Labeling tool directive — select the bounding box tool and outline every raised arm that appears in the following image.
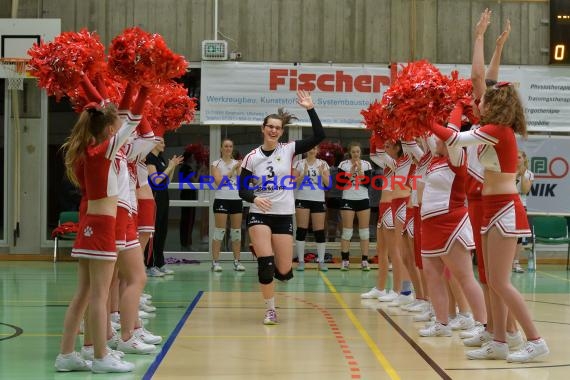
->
[486,19,511,82]
[431,121,498,149]
[294,90,325,155]
[472,9,491,100]
[402,140,425,162]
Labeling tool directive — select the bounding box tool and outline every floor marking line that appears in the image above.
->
[142,291,203,380]
[377,308,451,380]
[320,272,401,380]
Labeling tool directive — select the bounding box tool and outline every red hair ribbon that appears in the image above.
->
[493,81,512,89]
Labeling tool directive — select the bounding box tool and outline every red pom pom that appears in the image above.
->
[361,100,397,141]
[27,29,106,101]
[376,61,474,140]
[184,143,209,166]
[108,27,188,85]
[143,81,197,134]
[316,141,345,167]
[68,72,126,113]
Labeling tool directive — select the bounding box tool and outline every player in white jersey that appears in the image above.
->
[337,142,373,271]
[292,146,330,271]
[239,90,325,325]
[210,138,245,272]
[513,150,533,273]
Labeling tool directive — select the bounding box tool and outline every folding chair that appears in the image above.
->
[53,211,79,263]
[531,216,570,271]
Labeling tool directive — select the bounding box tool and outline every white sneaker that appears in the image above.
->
[80,345,125,360]
[449,314,475,331]
[117,335,157,355]
[139,300,157,313]
[413,310,433,322]
[141,293,152,300]
[111,320,121,331]
[466,341,508,360]
[263,309,278,325]
[147,267,165,277]
[55,352,92,372]
[402,300,430,313]
[463,330,493,347]
[507,330,524,350]
[459,321,484,339]
[212,262,223,272]
[418,321,452,337]
[140,295,152,305]
[158,265,174,275]
[139,310,155,319]
[361,260,370,271]
[91,353,134,373]
[110,312,120,325]
[361,287,386,299]
[507,338,549,363]
[378,290,398,302]
[234,261,246,271]
[107,332,120,349]
[340,260,350,271]
[134,326,163,345]
[389,293,414,307]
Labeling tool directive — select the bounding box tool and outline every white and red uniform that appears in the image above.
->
[432,122,531,238]
[413,150,433,268]
[371,150,395,230]
[421,144,475,256]
[71,113,141,261]
[372,146,414,226]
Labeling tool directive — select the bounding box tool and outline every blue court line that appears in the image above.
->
[143,291,203,380]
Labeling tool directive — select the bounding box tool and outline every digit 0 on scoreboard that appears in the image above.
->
[551,0,570,64]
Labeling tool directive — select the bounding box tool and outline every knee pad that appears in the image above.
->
[213,228,225,241]
[295,227,308,241]
[257,256,275,285]
[230,228,241,242]
[359,228,370,240]
[274,268,294,282]
[314,229,326,243]
[341,228,353,241]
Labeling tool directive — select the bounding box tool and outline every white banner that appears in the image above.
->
[202,62,570,131]
[437,65,570,132]
[201,62,393,127]
[517,135,570,215]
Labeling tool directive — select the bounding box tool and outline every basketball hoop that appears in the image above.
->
[0,58,29,91]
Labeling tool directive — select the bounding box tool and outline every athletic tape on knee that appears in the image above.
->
[359,228,370,240]
[341,228,353,241]
[213,228,226,241]
[295,227,308,241]
[257,256,275,285]
[230,228,241,242]
[314,229,326,243]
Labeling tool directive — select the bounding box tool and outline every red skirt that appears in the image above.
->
[421,207,474,256]
[378,202,394,230]
[115,206,129,250]
[137,198,156,233]
[71,214,117,261]
[123,214,140,252]
[403,207,414,237]
[467,196,486,284]
[413,205,422,269]
[481,194,531,237]
[391,197,409,225]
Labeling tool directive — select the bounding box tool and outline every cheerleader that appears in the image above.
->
[417,127,486,338]
[431,83,549,362]
[55,78,146,373]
